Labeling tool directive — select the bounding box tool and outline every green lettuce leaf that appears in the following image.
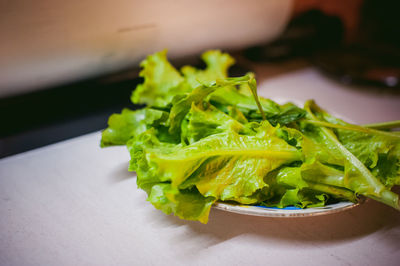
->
[181,104,253,145]
[168,75,252,135]
[263,163,356,208]
[131,50,188,107]
[101,49,400,223]
[210,85,306,126]
[131,50,235,108]
[130,122,301,212]
[101,108,169,147]
[302,101,400,188]
[168,85,219,135]
[181,50,235,88]
[300,100,399,210]
[147,183,215,224]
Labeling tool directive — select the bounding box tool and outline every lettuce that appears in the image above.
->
[101,50,400,223]
[131,50,188,108]
[101,108,169,146]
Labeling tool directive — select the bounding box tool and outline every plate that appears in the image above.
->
[213,201,361,218]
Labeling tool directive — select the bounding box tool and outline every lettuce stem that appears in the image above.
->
[362,120,400,130]
[305,120,400,139]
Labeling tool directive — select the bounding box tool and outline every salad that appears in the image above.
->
[101,50,400,223]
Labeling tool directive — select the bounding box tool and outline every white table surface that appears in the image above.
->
[1,68,400,266]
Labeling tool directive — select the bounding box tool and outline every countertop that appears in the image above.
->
[1,68,400,266]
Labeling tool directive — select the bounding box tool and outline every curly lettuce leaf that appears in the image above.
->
[168,75,252,135]
[210,85,280,116]
[101,108,169,147]
[147,183,215,224]
[210,86,305,126]
[181,104,253,145]
[168,85,219,135]
[263,163,356,208]
[131,50,235,108]
[301,100,399,210]
[131,50,188,107]
[337,131,400,187]
[181,50,235,88]
[130,122,301,211]
[101,49,400,223]
[303,101,400,188]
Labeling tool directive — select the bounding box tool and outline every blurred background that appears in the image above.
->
[1,0,399,158]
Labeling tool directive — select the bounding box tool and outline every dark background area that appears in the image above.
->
[0,70,142,158]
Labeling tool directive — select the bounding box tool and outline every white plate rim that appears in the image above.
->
[213,201,362,218]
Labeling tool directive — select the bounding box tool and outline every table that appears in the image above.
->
[1,68,400,266]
